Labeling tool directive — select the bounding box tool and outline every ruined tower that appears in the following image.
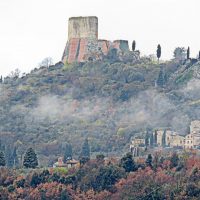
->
[62,16,140,64]
[68,16,98,40]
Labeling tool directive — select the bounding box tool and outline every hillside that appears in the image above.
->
[0,58,200,165]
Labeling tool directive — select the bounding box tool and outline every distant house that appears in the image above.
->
[53,157,79,169]
[130,120,200,154]
[130,136,146,157]
[184,133,200,149]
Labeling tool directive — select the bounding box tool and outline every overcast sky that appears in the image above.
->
[0,0,200,76]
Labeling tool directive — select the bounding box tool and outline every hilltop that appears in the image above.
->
[0,57,200,165]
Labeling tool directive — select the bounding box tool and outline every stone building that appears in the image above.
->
[190,120,200,134]
[62,16,140,64]
[158,121,200,149]
[53,157,79,168]
[68,16,98,40]
[130,136,145,157]
[170,133,185,148]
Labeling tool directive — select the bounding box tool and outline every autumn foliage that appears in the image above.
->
[0,153,200,200]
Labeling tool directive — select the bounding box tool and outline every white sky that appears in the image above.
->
[0,0,200,76]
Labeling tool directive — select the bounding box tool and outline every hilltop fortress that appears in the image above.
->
[62,16,139,63]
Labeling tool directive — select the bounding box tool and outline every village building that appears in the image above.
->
[53,157,79,169]
[170,134,185,148]
[130,136,146,157]
[190,120,200,134]
[130,120,200,155]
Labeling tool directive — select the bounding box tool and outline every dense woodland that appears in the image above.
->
[0,47,200,165]
[0,152,200,199]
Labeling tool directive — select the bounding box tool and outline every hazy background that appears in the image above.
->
[0,0,200,76]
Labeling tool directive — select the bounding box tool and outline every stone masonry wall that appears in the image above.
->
[62,16,140,64]
[68,16,98,40]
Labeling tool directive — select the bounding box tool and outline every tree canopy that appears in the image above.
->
[23,148,38,168]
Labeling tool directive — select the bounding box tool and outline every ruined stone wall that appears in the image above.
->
[62,16,140,64]
[68,16,98,40]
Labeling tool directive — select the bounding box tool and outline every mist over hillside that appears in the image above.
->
[0,58,200,165]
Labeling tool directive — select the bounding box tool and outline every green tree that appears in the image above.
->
[30,172,41,187]
[120,153,136,172]
[96,154,105,163]
[80,138,90,159]
[199,51,200,60]
[63,143,72,163]
[5,145,14,168]
[60,189,70,200]
[157,67,165,87]
[162,130,166,147]
[132,40,136,51]
[156,44,161,62]
[170,152,179,168]
[159,156,165,166]
[145,130,149,147]
[146,154,153,168]
[80,157,90,166]
[13,147,19,168]
[150,132,154,147]
[0,140,5,152]
[0,151,6,166]
[23,148,38,168]
[154,131,158,146]
[97,165,125,191]
[170,192,175,200]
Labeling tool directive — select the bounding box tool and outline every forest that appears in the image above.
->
[0,151,199,200]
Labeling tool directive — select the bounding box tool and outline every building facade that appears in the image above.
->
[130,121,200,154]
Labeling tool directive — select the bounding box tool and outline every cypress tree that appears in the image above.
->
[23,148,38,168]
[170,152,179,168]
[159,157,165,166]
[157,67,165,87]
[150,132,154,147]
[5,145,14,167]
[120,152,136,172]
[154,131,158,146]
[170,192,175,200]
[13,147,19,168]
[162,130,166,147]
[0,151,6,166]
[60,189,70,200]
[146,154,153,168]
[63,143,72,163]
[145,131,149,147]
[187,46,190,60]
[80,138,90,159]
[199,51,200,60]
[156,44,161,62]
[0,140,5,152]
[132,40,136,51]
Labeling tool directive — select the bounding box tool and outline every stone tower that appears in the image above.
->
[62,16,140,64]
[68,16,98,40]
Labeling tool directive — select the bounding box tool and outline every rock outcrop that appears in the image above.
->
[62,16,140,64]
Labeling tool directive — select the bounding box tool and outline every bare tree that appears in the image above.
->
[173,47,186,61]
[8,68,21,79]
[39,57,53,68]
